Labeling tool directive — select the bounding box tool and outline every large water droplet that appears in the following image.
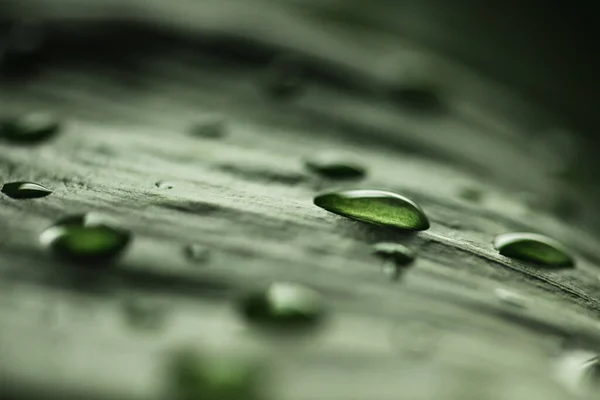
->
[304,154,366,180]
[314,189,429,231]
[238,282,325,332]
[1,181,52,199]
[168,350,265,400]
[261,55,305,100]
[493,232,574,268]
[40,213,131,264]
[155,180,174,190]
[0,112,61,144]
[184,243,211,264]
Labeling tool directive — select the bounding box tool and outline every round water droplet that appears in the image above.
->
[0,112,61,144]
[40,213,131,265]
[314,189,430,231]
[493,232,574,268]
[494,288,529,308]
[304,154,366,180]
[238,282,325,332]
[156,180,174,190]
[1,181,52,199]
[261,55,306,100]
[184,244,211,264]
[189,117,227,139]
[168,350,265,400]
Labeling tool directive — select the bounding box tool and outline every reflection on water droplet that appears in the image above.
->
[0,112,61,144]
[494,288,529,308]
[184,244,211,264]
[40,213,131,265]
[122,298,166,331]
[189,117,227,139]
[168,350,265,400]
[493,232,574,268]
[238,282,325,332]
[262,55,305,100]
[314,189,429,231]
[156,180,174,190]
[556,350,600,395]
[304,154,366,180]
[1,181,52,199]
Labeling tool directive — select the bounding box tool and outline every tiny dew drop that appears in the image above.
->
[304,153,366,180]
[0,112,61,144]
[314,189,429,231]
[40,213,131,265]
[238,282,325,332]
[1,181,52,199]
[261,54,306,100]
[168,350,265,400]
[156,180,174,190]
[493,232,574,268]
[184,243,211,264]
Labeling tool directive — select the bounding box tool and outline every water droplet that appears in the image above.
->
[189,117,227,139]
[168,350,265,400]
[184,244,211,264]
[493,232,574,268]
[238,282,325,332]
[122,298,166,331]
[494,288,529,308]
[372,242,416,266]
[156,180,174,190]
[1,181,52,199]
[0,112,61,144]
[304,154,366,180]
[40,213,131,264]
[262,55,305,99]
[314,189,429,231]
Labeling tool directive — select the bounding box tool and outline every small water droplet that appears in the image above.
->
[0,112,61,144]
[493,232,574,268]
[262,55,306,100]
[314,189,430,231]
[168,350,265,400]
[40,213,131,265]
[494,288,529,308]
[156,180,174,190]
[122,298,166,331]
[238,282,325,332]
[184,244,211,264]
[1,181,52,199]
[372,242,416,266]
[189,117,227,139]
[304,154,366,180]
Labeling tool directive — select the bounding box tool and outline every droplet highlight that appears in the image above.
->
[1,181,52,199]
[493,232,574,268]
[305,154,366,180]
[238,282,325,332]
[0,112,61,144]
[314,189,429,231]
[40,213,131,264]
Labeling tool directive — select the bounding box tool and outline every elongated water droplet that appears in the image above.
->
[1,181,52,199]
[184,243,211,264]
[305,154,366,180]
[168,350,265,400]
[314,189,429,231]
[494,288,529,308]
[156,180,174,190]
[238,282,325,332]
[0,112,61,143]
[40,213,131,264]
[262,55,305,100]
[493,232,574,268]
